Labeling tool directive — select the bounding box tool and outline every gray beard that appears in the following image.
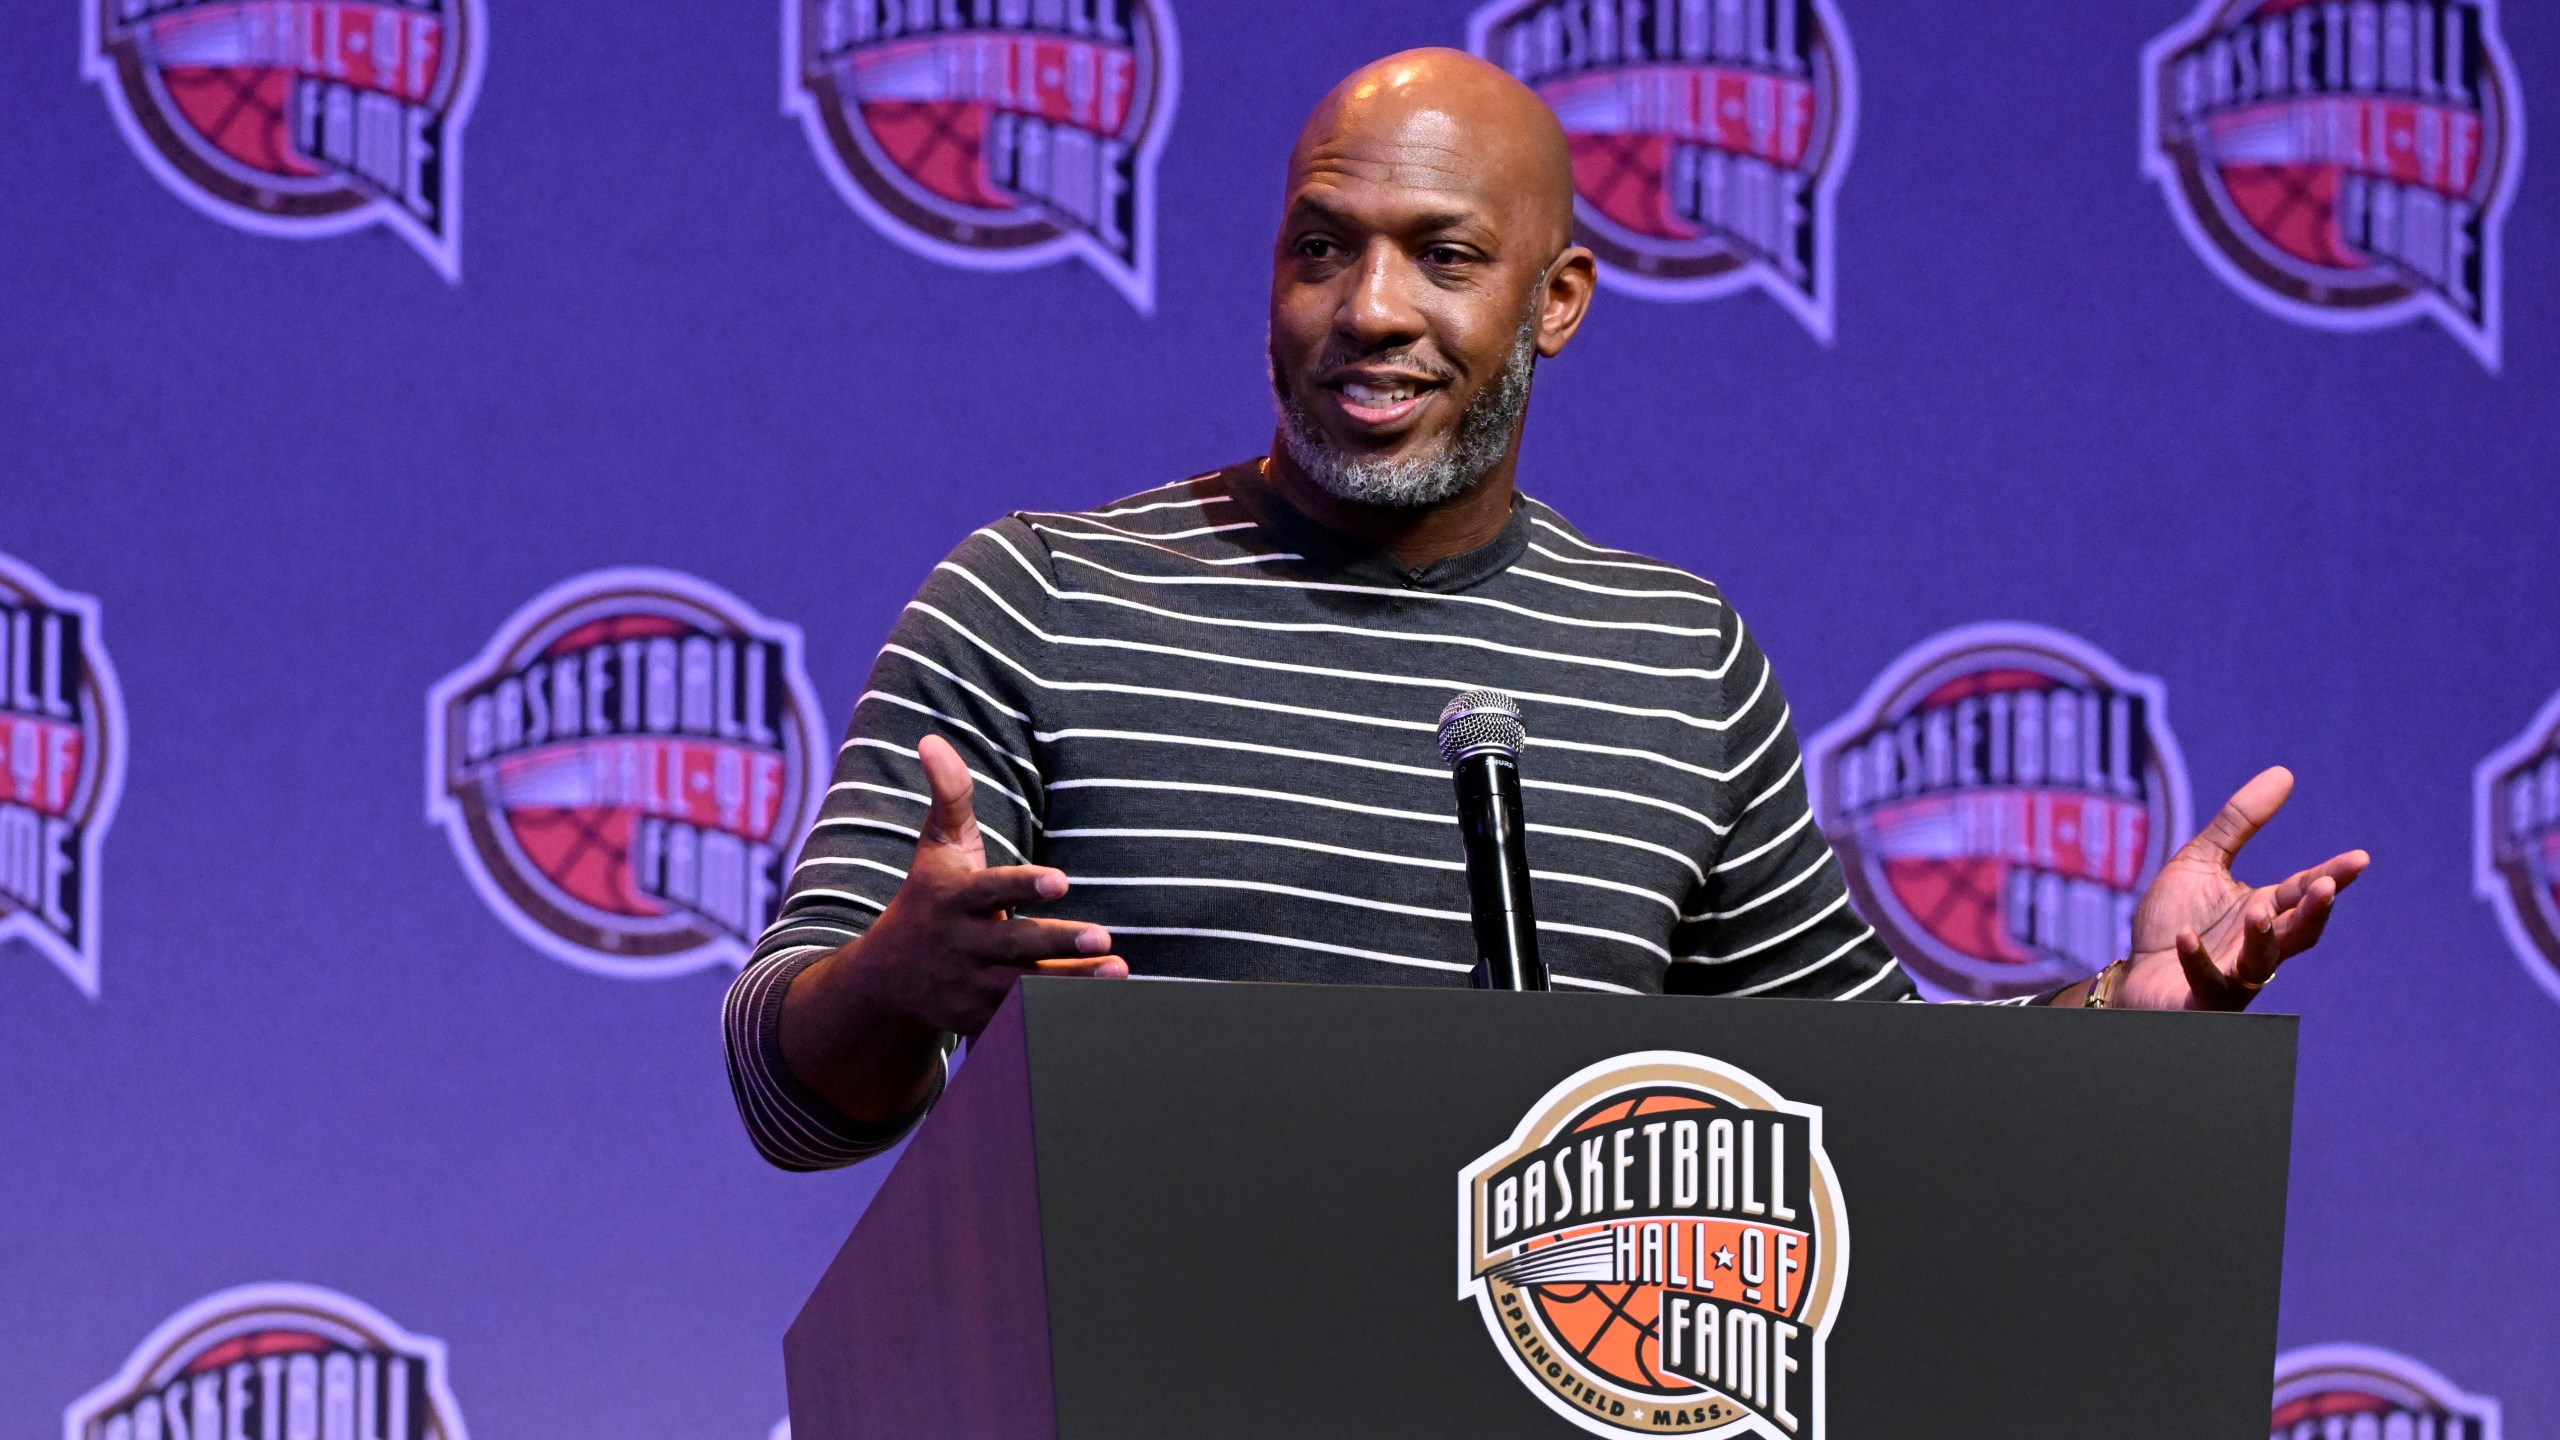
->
[1271,311,1540,510]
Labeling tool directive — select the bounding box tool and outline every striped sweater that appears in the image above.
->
[725,459,1929,1171]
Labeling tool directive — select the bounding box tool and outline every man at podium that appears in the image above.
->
[722,50,2368,1171]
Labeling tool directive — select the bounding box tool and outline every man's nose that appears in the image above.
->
[1333,240,1428,352]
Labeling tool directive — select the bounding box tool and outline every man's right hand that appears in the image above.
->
[777,734,1125,1124]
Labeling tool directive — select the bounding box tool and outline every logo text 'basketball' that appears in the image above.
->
[63,1283,468,1440]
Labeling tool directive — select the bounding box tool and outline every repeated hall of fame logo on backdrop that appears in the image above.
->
[2271,1344,2501,1440]
[2141,0,2525,370]
[427,569,828,980]
[1466,0,1858,342]
[82,0,488,281]
[62,1282,468,1440]
[1459,1051,1845,1439]
[1805,624,2193,1003]
[783,0,1181,313]
[2474,683,2560,1006]
[0,551,127,1000]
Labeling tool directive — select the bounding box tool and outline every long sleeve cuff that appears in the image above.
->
[722,944,950,1172]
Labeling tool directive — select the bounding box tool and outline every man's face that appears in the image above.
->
[1269,101,1553,508]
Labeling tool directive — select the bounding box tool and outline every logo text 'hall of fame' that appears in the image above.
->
[0,551,126,999]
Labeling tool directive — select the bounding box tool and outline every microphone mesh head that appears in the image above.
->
[1437,689,1526,766]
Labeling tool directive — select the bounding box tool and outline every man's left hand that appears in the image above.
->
[2110,766,2371,1010]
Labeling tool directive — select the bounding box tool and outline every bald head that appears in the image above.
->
[1263,48,1597,536]
[1290,48,1576,256]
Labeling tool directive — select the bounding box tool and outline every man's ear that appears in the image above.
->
[1535,246,1599,359]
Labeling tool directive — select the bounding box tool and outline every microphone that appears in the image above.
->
[1437,689,1550,992]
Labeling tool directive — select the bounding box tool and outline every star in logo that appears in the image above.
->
[1713,1245,1737,1270]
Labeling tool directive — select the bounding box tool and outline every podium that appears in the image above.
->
[785,978,2296,1439]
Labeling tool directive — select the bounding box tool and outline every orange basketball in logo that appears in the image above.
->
[1526,1094,1718,1396]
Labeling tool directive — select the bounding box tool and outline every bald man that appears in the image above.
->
[723,51,2367,1169]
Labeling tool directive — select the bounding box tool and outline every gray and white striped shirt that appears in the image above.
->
[724,460,1927,1170]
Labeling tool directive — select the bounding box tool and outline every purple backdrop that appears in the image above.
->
[4,0,2554,1435]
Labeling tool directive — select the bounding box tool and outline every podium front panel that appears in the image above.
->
[1016,980,2293,1440]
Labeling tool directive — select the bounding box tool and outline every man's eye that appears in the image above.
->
[1422,246,1469,265]
[1297,238,1338,259]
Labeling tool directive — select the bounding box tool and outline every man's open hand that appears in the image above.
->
[779,735,1123,1123]
[2114,766,2370,1010]
[855,734,1127,1036]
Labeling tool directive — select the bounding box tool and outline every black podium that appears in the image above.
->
[785,978,2296,1439]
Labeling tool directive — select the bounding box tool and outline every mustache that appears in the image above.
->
[1301,342,1460,387]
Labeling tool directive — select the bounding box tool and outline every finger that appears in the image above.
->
[2235,899,2283,990]
[2174,926,2228,1009]
[2270,865,2322,911]
[2273,876,2338,956]
[976,915,1114,965]
[2273,851,2371,910]
[2175,766,2294,868]
[949,864,1070,914]
[915,735,981,851]
[2273,845,2365,912]
[1032,956,1130,978]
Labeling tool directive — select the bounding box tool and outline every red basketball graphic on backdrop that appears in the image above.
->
[1466,0,1857,341]
[783,0,1181,312]
[81,0,486,280]
[1459,1051,1846,1439]
[2474,683,2560,1007]
[1805,623,2192,1002]
[2272,1345,2501,1440]
[426,569,828,980]
[2141,0,2525,370]
[62,1283,467,1440]
[0,550,126,1000]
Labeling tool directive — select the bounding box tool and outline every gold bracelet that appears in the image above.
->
[2083,958,2128,1008]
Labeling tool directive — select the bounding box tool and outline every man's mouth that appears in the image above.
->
[1324,371,1447,430]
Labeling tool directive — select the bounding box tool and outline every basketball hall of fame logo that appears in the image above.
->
[63,1283,468,1440]
[2271,1344,2501,1440]
[2474,683,2560,1006]
[0,551,127,1000]
[1467,0,1857,341]
[783,0,1181,313]
[82,0,487,281]
[1806,624,2192,1003]
[427,569,828,980]
[1460,1052,1845,1439]
[2141,0,2525,371]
